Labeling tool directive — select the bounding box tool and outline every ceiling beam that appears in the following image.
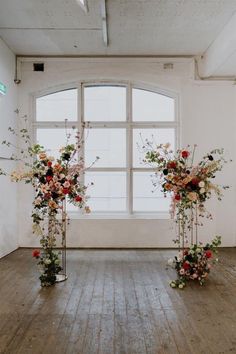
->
[100,0,108,46]
[76,0,89,13]
[199,12,236,77]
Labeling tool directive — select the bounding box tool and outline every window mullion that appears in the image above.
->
[127,83,133,215]
[78,83,85,198]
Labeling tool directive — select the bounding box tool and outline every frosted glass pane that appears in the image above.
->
[36,89,77,121]
[133,128,175,168]
[85,172,126,212]
[36,129,75,160]
[85,129,126,167]
[84,86,126,121]
[133,88,174,121]
[133,172,170,212]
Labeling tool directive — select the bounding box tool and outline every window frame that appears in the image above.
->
[32,80,179,219]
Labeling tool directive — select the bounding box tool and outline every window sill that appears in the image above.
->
[67,212,171,220]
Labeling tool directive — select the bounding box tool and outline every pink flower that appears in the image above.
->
[63,181,70,188]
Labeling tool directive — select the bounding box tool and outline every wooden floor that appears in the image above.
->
[0,249,236,354]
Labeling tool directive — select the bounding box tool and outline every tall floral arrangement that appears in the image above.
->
[1,119,97,286]
[143,142,230,288]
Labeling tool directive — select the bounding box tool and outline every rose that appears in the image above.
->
[174,194,181,201]
[181,150,190,158]
[205,250,212,258]
[75,195,82,202]
[183,262,190,270]
[198,181,205,188]
[167,161,177,169]
[191,177,200,185]
[179,268,185,275]
[32,249,40,258]
[200,188,205,194]
[47,161,52,167]
[46,175,53,182]
[62,188,70,195]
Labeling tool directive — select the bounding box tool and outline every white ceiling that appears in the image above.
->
[1,0,236,75]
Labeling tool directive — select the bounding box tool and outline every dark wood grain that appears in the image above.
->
[0,248,236,354]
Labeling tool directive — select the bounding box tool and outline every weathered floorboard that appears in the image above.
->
[0,248,236,354]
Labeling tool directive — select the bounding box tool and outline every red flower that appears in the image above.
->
[175,194,181,201]
[46,175,53,182]
[47,161,52,167]
[181,150,190,158]
[191,177,200,185]
[75,195,82,202]
[183,262,190,270]
[167,161,177,169]
[63,188,70,195]
[32,249,40,258]
[205,250,212,258]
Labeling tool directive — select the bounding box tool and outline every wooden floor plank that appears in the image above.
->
[0,248,236,354]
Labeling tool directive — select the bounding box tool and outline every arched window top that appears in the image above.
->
[36,83,176,123]
[132,87,175,122]
[36,89,77,122]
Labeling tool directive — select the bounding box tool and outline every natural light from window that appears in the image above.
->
[35,83,177,216]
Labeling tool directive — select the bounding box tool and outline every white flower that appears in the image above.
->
[198,181,205,188]
[178,283,184,289]
[200,188,205,194]
[167,258,174,266]
[44,258,51,265]
[54,259,60,265]
[170,281,176,288]
[196,248,201,253]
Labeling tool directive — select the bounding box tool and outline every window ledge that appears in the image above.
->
[67,212,171,220]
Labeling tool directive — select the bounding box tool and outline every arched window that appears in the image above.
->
[35,83,178,216]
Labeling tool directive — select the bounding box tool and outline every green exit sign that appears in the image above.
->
[0,82,6,95]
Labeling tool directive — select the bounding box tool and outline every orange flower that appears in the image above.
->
[164,183,173,191]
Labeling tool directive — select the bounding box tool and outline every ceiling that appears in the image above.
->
[1,0,236,75]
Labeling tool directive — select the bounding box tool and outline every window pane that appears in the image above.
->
[133,172,170,212]
[85,172,126,212]
[36,128,75,160]
[133,128,175,168]
[132,88,174,121]
[84,86,126,121]
[36,89,77,121]
[85,129,126,168]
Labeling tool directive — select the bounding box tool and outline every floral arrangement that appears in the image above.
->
[169,236,221,289]
[1,119,97,286]
[145,143,229,220]
[143,142,230,288]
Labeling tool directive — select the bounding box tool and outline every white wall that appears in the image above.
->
[0,39,18,257]
[17,58,236,247]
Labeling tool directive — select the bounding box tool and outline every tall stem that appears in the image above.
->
[195,202,198,245]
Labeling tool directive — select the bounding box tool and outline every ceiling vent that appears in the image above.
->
[163,63,174,70]
[33,63,44,72]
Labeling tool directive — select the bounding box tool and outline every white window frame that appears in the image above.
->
[32,80,179,219]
